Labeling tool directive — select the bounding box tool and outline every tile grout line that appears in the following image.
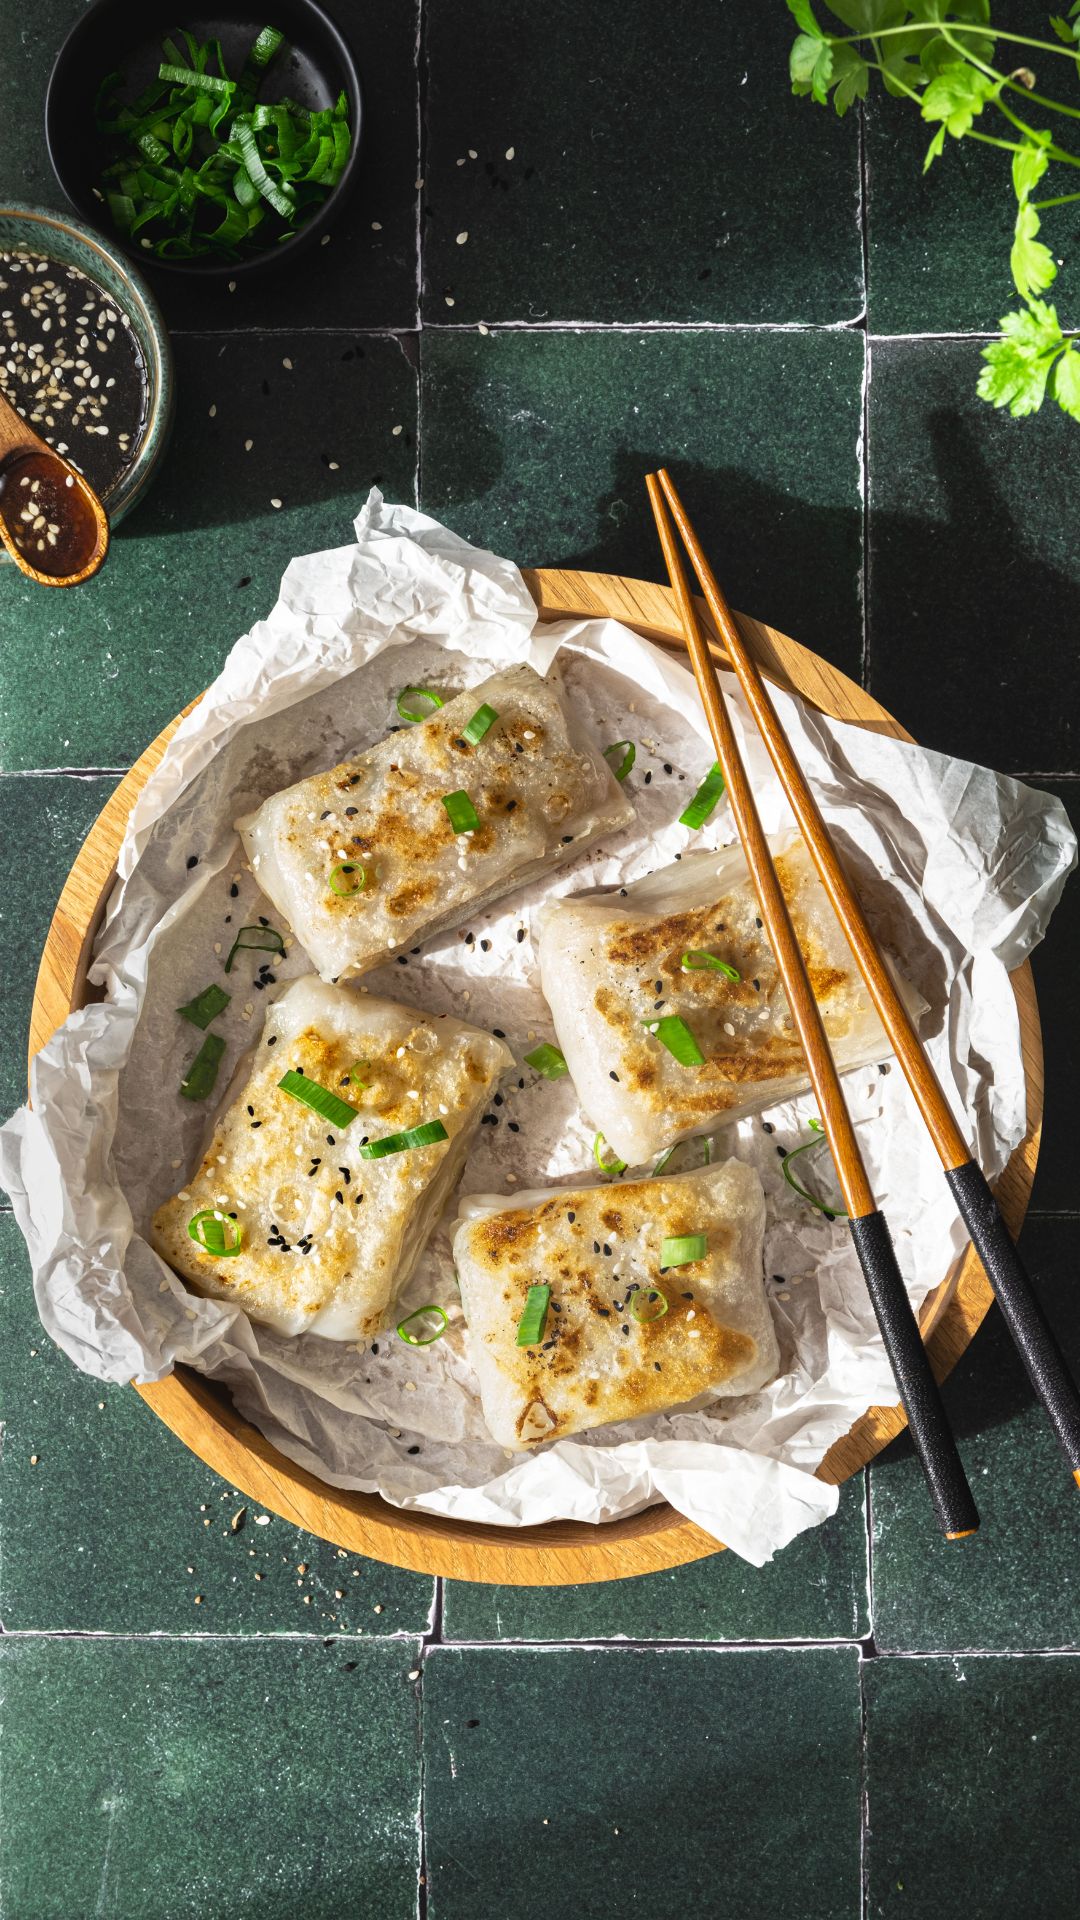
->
[413,0,428,513]
[161,320,1040,341]
[856,100,871,692]
[858,1647,871,1920]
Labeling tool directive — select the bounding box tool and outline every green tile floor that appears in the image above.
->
[2,3,1079,1915]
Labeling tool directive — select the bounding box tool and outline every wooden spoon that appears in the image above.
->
[0,386,109,587]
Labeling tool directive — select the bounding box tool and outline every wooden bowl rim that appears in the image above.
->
[27,565,1043,1586]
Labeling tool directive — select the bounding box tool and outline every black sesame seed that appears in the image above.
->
[755,917,763,929]
[481,1114,498,1126]
[515,929,525,943]
[681,1291,694,1300]
[593,1241,601,1254]
[654,1362,662,1372]
[397,955,408,965]
[407,1445,420,1455]
[464,932,474,945]
[762,1121,774,1134]
[753,979,761,991]
[567,1211,576,1223]
[320,810,331,821]
[776,1144,786,1158]
[879,1063,890,1075]
[663,763,673,775]
[644,771,652,785]
[247,1105,254,1116]
[654,980,663,994]
[494,1093,504,1106]
[339,1168,350,1183]
[603,1243,612,1257]
[186,855,198,870]
[267,1036,277,1046]
[345,806,358,817]
[229,883,239,898]
[327,1134,335,1146]
[597,1308,610,1317]
[250,1120,262,1129]
[508,1121,519,1132]
[561,835,573,844]
[493,1028,506,1038]
[371,1343,379,1355]
[335,1191,344,1205]
[258,915,269,927]
[622,1324,630,1335]
[609,1070,619,1082]
[480,939,492,952]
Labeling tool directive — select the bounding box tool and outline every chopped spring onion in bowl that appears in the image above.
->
[92,26,354,264]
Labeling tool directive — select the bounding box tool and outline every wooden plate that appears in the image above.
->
[28,569,1043,1586]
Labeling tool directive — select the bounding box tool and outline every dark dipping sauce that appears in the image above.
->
[0,449,102,577]
[0,249,148,499]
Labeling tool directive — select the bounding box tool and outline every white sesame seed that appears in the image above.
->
[391,423,403,435]
[208,403,217,417]
[282,356,292,370]
[270,496,282,508]
[444,295,455,307]
[506,146,515,160]
[371,221,382,231]
[456,231,468,245]
[468,148,477,158]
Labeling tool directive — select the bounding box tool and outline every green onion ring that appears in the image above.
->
[659,1233,708,1271]
[781,1120,849,1220]
[329,861,366,897]
[396,686,445,722]
[187,1209,242,1256]
[680,950,740,982]
[397,1305,449,1347]
[515,1284,551,1347]
[593,1132,627,1176]
[630,1286,669,1323]
[603,740,636,782]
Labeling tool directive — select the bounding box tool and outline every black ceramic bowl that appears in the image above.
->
[46,0,362,279]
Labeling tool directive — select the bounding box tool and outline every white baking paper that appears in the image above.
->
[1,493,1074,1567]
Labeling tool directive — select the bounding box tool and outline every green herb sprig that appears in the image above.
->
[784,0,1080,421]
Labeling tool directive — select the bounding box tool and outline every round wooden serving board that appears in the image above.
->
[28,569,1043,1586]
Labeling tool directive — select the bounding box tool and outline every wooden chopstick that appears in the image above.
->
[646,472,979,1541]
[655,464,1080,1493]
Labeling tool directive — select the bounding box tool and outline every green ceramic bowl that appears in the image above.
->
[0,200,173,537]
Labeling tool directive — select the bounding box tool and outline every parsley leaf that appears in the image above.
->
[978,302,1075,419]
[1053,344,1080,421]
[790,32,835,104]
[921,63,999,141]
[1009,140,1056,304]
[785,0,825,34]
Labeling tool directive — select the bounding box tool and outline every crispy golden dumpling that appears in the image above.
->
[235,663,634,982]
[537,837,901,1165]
[152,976,512,1339]
[453,1158,777,1450]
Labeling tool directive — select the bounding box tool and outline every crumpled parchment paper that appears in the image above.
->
[1,493,1074,1565]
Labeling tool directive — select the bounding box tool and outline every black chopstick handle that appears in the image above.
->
[946,1160,1080,1483]
[849,1209,980,1539]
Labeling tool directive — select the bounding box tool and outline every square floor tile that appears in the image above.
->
[0,774,116,1127]
[865,93,1080,336]
[1027,781,1080,1214]
[443,1477,868,1642]
[865,1654,1080,1919]
[0,1636,421,1919]
[0,0,419,332]
[0,330,416,773]
[870,1217,1080,1652]
[0,1215,435,1634]
[424,1645,862,1920]
[421,0,862,324]
[866,337,1080,775]
[421,327,865,674]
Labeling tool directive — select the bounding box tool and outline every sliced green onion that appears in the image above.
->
[359,1120,449,1159]
[179,1032,226,1102]
[177,982,231,1029]
[524,1043,568,1080]
[224,925,285,974]
[396,686,444,722]
[442,791,480,834]
[158,63,234,97]
[781,1119,849,1220]
[630,1286,669,1323]
[653,1135,714,1177]
[516,1284,551,1347]
[329,861,366,897]
[277,1071,358,1130]
[642,1015,706,1067]
[234,119,296,219]
[681,950,740,982]
[187,1208,242,1256]
[593,1132,627,1176]
[460,702,499,746]
[397,1305,449,1347]
[246,25,284,71]
[660,1233,708,1270]
[679,762,725,831]
[603,740,636,782]
[349,1059,373,1087]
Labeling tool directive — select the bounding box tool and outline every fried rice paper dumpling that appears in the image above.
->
[537,837,906,1167]
[453,1158,777,1450]
[236,663,634,982]
[152,977,512,1340]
